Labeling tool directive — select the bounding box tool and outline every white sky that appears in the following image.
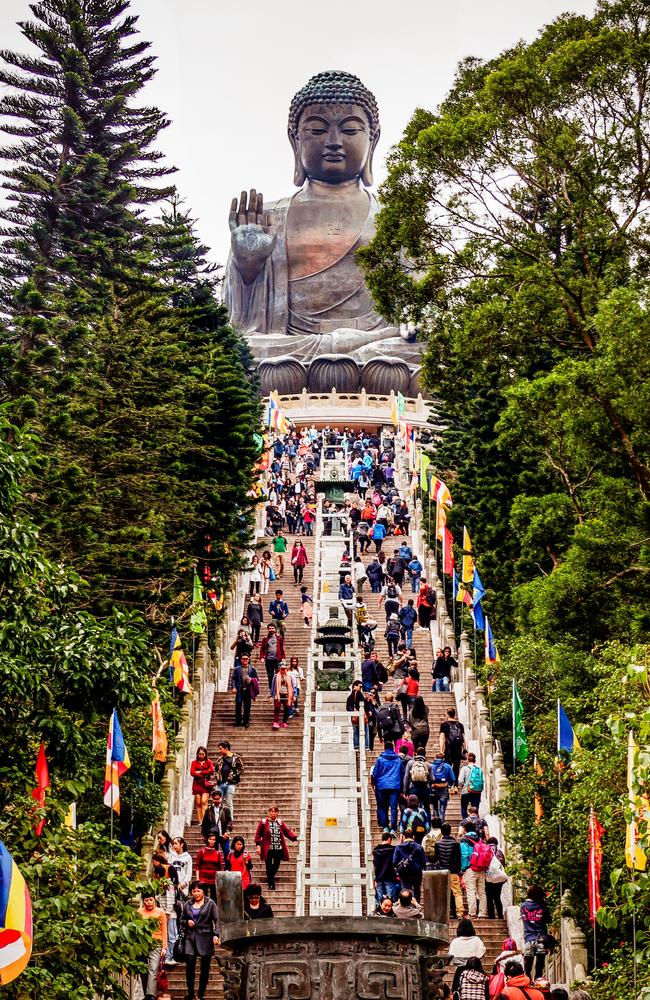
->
[0,0,597,267]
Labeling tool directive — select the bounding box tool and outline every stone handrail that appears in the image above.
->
[142,502,267,862]
[276,389,441,430]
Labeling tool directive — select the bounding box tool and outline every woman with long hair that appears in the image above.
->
[227,835,253,890]
[408,695,430,752]
[190,746,215,823]
[247,593,264,645]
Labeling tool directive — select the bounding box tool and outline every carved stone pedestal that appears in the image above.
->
[218,917,449,1000]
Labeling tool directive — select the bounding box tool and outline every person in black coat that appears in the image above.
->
[181,882,220,1000]
[243,882,274,919]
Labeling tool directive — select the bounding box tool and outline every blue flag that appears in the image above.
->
[471,569,486,630]
[558,701,579,755]
[452,568,459,601]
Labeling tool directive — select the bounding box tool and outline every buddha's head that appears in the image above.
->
[288,70,380,187]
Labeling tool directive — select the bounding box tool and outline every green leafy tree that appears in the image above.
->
[0,798,154,1000]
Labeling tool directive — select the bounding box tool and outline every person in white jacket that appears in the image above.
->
[448,918,487,965]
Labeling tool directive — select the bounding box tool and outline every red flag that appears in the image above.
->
[32,742,50,837]
[588,807,604,925]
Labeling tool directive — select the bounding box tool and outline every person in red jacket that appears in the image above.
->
[227,835,254,890]
[190,746,215,823]
[254,804,298,891]
[290,540,309,584]
[259,623,286,691]
[195,832,224,902]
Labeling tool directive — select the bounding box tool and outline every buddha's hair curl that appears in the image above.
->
[289,71,379,136]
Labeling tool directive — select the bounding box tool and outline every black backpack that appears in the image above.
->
[446,721,463,750]
[387,584,398,599]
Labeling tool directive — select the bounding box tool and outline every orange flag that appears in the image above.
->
[151,691,168,763]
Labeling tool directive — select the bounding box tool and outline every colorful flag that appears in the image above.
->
[513,681,529,763]
[31,742,50,838]
[625,731,649,872]
[397,390,406,417]
[64,803,77,829]
[588,807,605,925]
[442,526,455,576]
[471,569,486,630]
[462,526,475,584]
[169,627,192,693]
[484,616,500,664]
[151,691,168,763]
[103,709,131,814]
[436,501,446,541]
[420,453,431,492]
[390,394,398,426]
[0,840,32,985]
[452,568,459,601]
[558,701,579,756]
[189,571,207,635]
[431,476,453,508]
[534,757,544,823]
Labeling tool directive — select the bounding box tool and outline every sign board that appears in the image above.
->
[312,886,346,912]
[325,817,338,827]
[315,723,341,744]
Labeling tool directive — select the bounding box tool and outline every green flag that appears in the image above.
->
[189,571,207,634]
[397,390,406,416]
[513,681,529,763]
[420,453,431,493]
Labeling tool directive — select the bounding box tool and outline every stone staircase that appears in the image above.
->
[360,540,508,976]
[167,533,315,999]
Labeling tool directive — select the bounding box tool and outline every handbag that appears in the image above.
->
[488,972,505,997]
[269,566,276,581]
[156,960,170,991]
[172,918,188,963]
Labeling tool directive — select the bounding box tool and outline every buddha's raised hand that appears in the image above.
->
[229,189,277,285]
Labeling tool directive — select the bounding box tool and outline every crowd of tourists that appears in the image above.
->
[137,425,588,1000]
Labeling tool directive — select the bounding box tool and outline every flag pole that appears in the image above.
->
[590,807,597,972]
[557,698,565,981]
[508,680,517,775]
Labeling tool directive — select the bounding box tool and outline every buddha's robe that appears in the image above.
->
[224,192,389,341]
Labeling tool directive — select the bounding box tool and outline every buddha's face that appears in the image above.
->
[291,102,376,185]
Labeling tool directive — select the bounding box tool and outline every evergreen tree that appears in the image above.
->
[0,0,174,316]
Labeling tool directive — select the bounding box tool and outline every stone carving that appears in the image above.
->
[217,917,449,1000]
[224,70,422,393]
[359,358,411,395]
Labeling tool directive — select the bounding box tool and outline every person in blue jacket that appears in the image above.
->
[370,741,404,834]
[520,885,552,980]
[370,520,387,553]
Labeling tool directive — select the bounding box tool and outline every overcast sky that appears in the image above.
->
[1,0,597,267]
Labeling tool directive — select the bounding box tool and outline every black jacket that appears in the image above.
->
[432,835,462,875]
[373,842,397,882]
[244,898,274,920]
[201,803,233,841]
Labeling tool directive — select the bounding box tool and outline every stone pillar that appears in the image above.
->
[422,870,450,927]
[217,871,244,923]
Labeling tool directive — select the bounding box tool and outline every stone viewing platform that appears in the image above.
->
[272,388,440,430]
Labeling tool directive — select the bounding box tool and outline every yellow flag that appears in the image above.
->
[390,395,398,426]
[462,526,475,584]
[626,731,649,871]
[420,453,431,492]
[64,802,77,829]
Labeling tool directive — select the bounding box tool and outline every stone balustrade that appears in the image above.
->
[275,389,443,430]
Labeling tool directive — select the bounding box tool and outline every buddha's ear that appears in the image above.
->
[362,127,381,187]
[288,128,306,187]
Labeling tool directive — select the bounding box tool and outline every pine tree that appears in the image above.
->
[0,0,174,332]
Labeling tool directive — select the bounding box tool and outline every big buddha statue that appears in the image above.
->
[224,70,421,395]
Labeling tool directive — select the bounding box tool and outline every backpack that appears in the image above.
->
[470,839,493,872]
[228,752,244,785]
[410,758,429,783]
[404,809,427,836]
[445,721,463,750]
[387,584,398,599]
[432,760,450,789]
[468,765,484,793]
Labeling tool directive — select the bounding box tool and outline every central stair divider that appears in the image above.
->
[295,499,374,917]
